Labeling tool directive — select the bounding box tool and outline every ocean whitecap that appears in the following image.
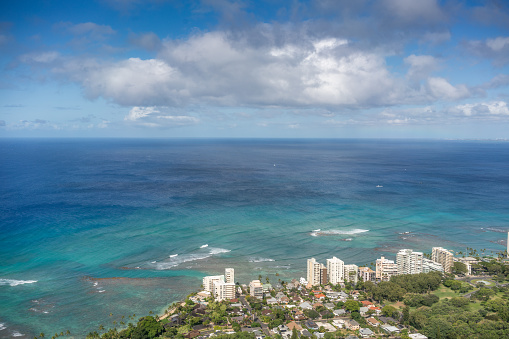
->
[248,257,275,263]
[0,279,38,286]
[153,247,231,270]
[310,229,369,237]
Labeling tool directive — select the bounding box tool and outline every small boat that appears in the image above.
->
[376,185,383,188]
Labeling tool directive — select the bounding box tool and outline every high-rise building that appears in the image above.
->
[343,264,358,284]
[203,275,224,293]
[432,247,453,273]
[422,258,444,273]
[225,268,235,284]
[249,280,263,299]
[397,249,423,275]
[376,256,398,281]
[307,258,322,286]
[327,257,345,285]
[320,266,328,285]
[358,267,376,282]
[214,280,236,301]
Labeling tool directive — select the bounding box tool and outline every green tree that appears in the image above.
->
[344,300,360,312]
[453,262,468,275]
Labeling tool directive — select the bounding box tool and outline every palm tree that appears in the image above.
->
[39,333,45,338]
[98,325,104,331]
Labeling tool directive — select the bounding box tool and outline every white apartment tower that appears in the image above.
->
[343,264,359,284]
[203,275,224,293]
[397,249,423,275]
[432,247,453,273]
[214,280,236,301]
[376,256,398,281]
[307,258,322,286]
[327,257,345,285]
[225,268,235,284]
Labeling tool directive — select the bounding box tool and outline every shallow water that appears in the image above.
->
[1,138,509,337]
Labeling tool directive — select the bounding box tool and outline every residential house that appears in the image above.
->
[360,300,373,307]
[299,301,312,310]
[332,319,344,328]
[266,297,278,305]
[312,302,323,309]
[366,317,380,327]
[359,306,369,317]
[344,319,360,331]
[287,321,302,332]
[368,306,381,315]
[359,328,374,338]
[333,309,346,316]
[304,320,319,330]
[381,324,400,334]
[324,302,335,309]
[409,334,428,339]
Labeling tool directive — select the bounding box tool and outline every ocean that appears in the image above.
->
[1,138,509,337]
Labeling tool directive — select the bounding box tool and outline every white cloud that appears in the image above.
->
[44,28,473,111]
[426,77,470,101]
[124,106,199,127]
[464,36,509,66]
[404,54,440,80]
[486,37,509,51]
[455,101,509,117]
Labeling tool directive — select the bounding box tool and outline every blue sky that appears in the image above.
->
[1,0,509,138]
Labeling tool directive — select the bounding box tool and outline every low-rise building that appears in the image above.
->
[359,328,374,338]
[249,280,263,299]
[358,267,376,282]
[344,319,360,331]
[366,317,380,327]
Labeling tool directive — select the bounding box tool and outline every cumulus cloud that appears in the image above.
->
[464,36,509,66]
[46,28,474,110]
[426,77,470,101]
[454,101,509,117]
[124,106,199,127]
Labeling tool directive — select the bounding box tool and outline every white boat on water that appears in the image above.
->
[376,185,383,188]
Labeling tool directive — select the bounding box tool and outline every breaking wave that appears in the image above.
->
[152,247,230,270]
[0,279,38,286]
[248,257,275,263]
[310,229,369,237]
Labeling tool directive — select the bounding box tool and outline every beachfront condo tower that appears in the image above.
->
[397,249,423,275]
[432,247,454,273]
[376,256,398,281]
[307,258,323,286]
[343,264,359,284]
[203,275,224,293]
[327,256,345,284]
[225,268,235,284]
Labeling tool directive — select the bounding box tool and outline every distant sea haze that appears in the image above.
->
[1,138,509,337]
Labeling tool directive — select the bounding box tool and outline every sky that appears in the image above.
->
[0,0,509,138]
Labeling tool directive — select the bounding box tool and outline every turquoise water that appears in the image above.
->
[1,139,509,337]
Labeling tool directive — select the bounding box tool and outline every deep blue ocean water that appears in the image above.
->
[1,138,509,337]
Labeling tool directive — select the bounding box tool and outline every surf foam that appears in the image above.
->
[153,247,230,270]
[0,279,38,286]
[310,229,369,237]
[248,257,275,263]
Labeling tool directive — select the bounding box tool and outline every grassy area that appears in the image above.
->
[432,285,461,299]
